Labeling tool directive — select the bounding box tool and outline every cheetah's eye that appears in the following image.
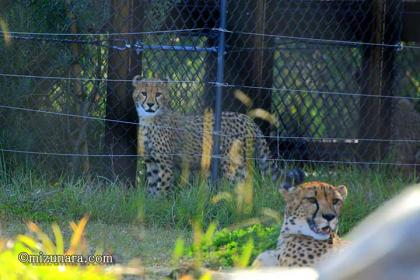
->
[333,198,341,205]
[141,91,147,96]
[305,197,318,204]
[156,92,162,97]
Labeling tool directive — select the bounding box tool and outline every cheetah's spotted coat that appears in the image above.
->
[132,76,291,196]
[253,181,348,267]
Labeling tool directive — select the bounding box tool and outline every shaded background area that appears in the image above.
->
[0,0,419,185]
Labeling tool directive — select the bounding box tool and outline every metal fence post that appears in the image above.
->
[211,0,227,186]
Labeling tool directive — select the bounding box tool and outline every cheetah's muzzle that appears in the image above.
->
[307,219,332,237]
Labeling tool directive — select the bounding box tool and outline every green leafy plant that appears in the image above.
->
[187,224,280,268]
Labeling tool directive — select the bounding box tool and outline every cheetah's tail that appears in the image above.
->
[254,130,305,185]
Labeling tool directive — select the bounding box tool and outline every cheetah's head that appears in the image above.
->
[279,181,347,241]
[132,75,168,118]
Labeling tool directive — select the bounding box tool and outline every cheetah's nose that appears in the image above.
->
[322,214,336,221]
[147,102,154,107]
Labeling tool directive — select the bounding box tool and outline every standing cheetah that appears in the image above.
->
[132,76,302,196]
[253,181,348,267]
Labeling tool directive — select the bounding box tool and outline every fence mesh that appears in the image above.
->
[0,0,419,184]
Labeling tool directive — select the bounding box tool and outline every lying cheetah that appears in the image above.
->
[253,181,348,267]
[132,76,301,196]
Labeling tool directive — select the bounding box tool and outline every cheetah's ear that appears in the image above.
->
[337,185,348,200]
[132,75,143,88]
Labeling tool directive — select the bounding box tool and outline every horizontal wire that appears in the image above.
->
[1,28,207,37]
[5,34,217,53]
[4,27,420,51]
[252,134,420,144]
[0,104,194,131]
[226,43,420,52]
[0,148,204,159]
[0,30,418,145]
[227,30,420,50]
[1,104,419,144]
[401,44,420,50]
[8,34,110,45]
[0,28,417,167]
[245,156,420,167]
[0,73,200,83]
[2,73,419,101]
[6,32,420,54]
[219,83,420,101]
[278,158,420,167]
[226,45,340,53]
[1,148,418,167]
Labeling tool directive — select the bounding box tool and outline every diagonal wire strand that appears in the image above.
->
[1,148,418,167]
[1,28,207,37]
[1,104,419,143]
[1,73,419,101]
[226,29,420,50]
[217,83,420,101]
[0,73,200,84]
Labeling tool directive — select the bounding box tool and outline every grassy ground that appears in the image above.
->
[0,164,417,278]
[1,221,188,278]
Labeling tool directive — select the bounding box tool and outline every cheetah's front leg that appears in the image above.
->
[145,157,175,196]
[144,158,161,196]
[156,156,175,194]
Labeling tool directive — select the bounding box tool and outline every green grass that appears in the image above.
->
[0,163,417,278]
[0,165,414,232]
[1,221,189,279]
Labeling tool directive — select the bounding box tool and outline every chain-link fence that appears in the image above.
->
[0,0,419,185]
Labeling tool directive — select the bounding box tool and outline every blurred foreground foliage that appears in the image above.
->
[0,216,141,280]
